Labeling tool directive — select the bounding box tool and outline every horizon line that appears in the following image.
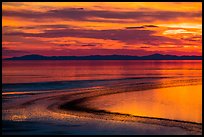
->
[3,53,202,60]
[4,53,203,58]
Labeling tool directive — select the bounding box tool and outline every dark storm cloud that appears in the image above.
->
[2,8,201,22]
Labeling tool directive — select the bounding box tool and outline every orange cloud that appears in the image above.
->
[2,2,202,58]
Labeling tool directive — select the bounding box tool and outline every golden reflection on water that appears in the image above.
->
[87,85,202,123]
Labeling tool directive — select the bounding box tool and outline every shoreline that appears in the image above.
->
[2,77,202,135]
[55,98,201,135]
[57,105,202,134]
[51,84,202,134]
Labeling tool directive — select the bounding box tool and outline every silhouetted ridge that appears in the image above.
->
[5,54,202,60]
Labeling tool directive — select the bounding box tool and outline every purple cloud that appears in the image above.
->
[3,8,201,23]
[4,27,182,46]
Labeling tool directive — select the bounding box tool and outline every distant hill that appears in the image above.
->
[4,54,202,60]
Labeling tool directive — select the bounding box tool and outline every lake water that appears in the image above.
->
[2,60,202,134]
[2,60,202,84]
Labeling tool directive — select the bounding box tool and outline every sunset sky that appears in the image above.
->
[2,2,202,58]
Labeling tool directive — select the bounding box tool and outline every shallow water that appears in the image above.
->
[84,85,202,123]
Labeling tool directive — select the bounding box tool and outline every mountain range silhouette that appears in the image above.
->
[5,54,202,60]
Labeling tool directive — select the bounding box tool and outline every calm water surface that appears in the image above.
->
[2,60,202,83]
[2,60,202,123]
[85,85,202,123]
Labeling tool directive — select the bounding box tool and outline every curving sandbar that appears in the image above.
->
[51,78,202,135]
